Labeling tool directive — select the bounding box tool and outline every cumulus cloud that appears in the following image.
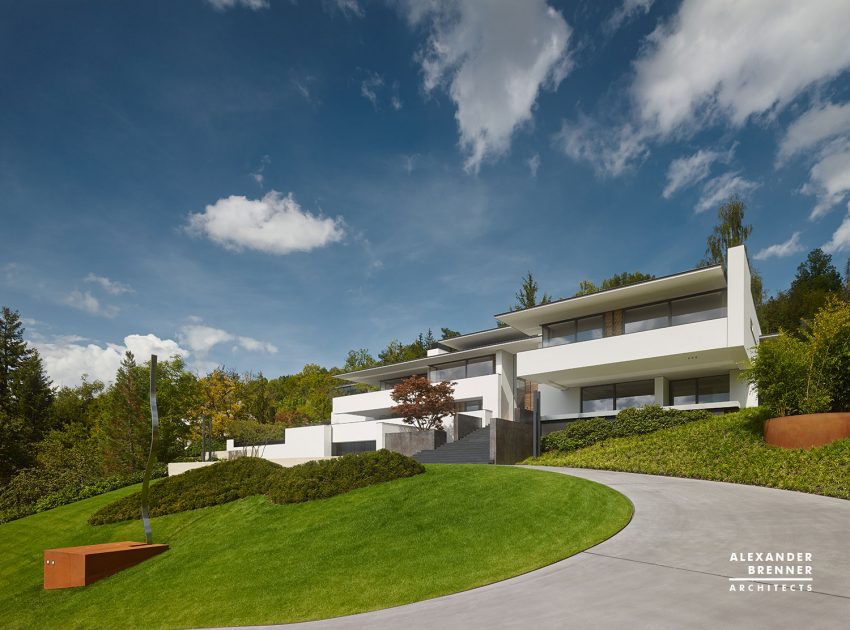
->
[187,190,345,255]
[63,290,118,318]
[695,172,758,214]
[823,205,850,254]
[605,0,653,34]
[206,0,268,11]
[179,323,278,357]
[802,141,850,219]
[632,1,850,137]
[84,273,133,295]
[662,145,734,199]
[754,232,804,261]
[405,0,573,172]
[34,334,187,388]
[778,101,850,163]
[554,117,648,177]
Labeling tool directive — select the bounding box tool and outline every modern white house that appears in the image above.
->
[210,245,761,467]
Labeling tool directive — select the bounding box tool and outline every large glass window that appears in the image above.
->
[581,385,615,412]
[671,291,727,326]
[576,315,604,342]
[466,355,495,378]
[669,379,697,405]
[616,380,655,409]
[624,302,670,334]
[697,374,730,403]
[380,374,425,390]
[543,320,576,347]
[669,374,730,405]
[430,361,466,382]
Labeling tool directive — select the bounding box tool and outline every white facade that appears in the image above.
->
[231,245,761,464]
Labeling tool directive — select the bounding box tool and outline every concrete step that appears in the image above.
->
[413,426,491,464]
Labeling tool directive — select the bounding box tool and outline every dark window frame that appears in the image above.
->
[428,355,496,383]
[580,379,656,413]
[542,289,727,348]
[668,374,731,406]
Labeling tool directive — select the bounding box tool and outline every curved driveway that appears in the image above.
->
[254,468,850,630]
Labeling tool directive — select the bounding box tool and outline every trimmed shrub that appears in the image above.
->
[0,466,167,524]
[541,405,711,453]
[89,451,426,525]
[89,458,281,525]
[266,450,425,505]
[541,419,614,453]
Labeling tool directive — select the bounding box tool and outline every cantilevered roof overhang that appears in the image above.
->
[437,326,530,351]
[336,337,539,385]
[495,265,726,335]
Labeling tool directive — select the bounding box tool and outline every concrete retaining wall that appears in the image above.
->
[489,418,533,465]
[454,413,482,441]
[764,412,850,449]
[385,429,447,457]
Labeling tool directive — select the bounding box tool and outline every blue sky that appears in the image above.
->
[3,0,850,386]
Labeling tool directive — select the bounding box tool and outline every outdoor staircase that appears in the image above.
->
[413,426,491,464]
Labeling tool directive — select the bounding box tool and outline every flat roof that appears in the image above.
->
[495,265,726,335]
[437,326,530,351]
[336,336,539,384]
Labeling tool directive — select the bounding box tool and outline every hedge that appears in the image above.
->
[541,405,711,453]
[89,450,426,525]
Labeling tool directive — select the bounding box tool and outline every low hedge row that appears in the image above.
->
[89,450,425,525]
[541,405,712,453]
[0,466,167,524]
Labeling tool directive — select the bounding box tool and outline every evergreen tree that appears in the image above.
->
[511,272,552,311]
[101,351,149,474]
[0,307,29,416]
[440,327,461,340]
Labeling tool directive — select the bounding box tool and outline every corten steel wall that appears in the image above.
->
[385,429,447,456]
[764,413,850,449]
[489,418,533,465]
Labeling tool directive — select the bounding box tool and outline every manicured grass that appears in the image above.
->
[527,408,850,499]
[0,465,631,628]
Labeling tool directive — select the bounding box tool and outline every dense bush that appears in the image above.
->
[541,405,711,453]
[266,450,425,504]
[746,297,850,416]
[89,458,281,525]
[529,408,850,500]
[0,465,166,524]
[89,451,426,525]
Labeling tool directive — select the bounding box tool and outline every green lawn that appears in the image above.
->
[0,464,631,629]
[527,408,850,499]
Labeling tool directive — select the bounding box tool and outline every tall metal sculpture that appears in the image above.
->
[140,354,159,545]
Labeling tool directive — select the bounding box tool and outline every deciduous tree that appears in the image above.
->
[390,376,455,431]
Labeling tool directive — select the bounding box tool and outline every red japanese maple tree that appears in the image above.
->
[390,376,456,431]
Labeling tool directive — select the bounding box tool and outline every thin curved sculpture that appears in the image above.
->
[141,354,160,544]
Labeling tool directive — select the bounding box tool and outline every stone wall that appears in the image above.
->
[385,429,447,457]
[489,418,533,465]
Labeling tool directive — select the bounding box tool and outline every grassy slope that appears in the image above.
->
[528,409,850,499]
[0,465,631,629]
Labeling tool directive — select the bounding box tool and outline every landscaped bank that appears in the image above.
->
[0,465,631,629]
[527,408,850,500]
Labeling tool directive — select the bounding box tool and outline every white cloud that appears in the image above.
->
[554,117,648,177]
[63,290,118,318]
[662,146,734,199]
[326,0,363,18]
[823,205,850,253]
[34,334,187,388]
[527,153,540,178]
[632,1,850,137]
[695,172,758,214]
[206,0,268,11]
[187,190,345,255]
[250,154,271,187]
[84,273,133,295]
[360,72,384,108]
[605,0,653,34]
[754,232,804,260]
[778,101,850,162]
[179,323,278,357]
[405,0,572,172]
[802,141,850,219]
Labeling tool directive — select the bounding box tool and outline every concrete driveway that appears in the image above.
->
[254,468,850,630]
